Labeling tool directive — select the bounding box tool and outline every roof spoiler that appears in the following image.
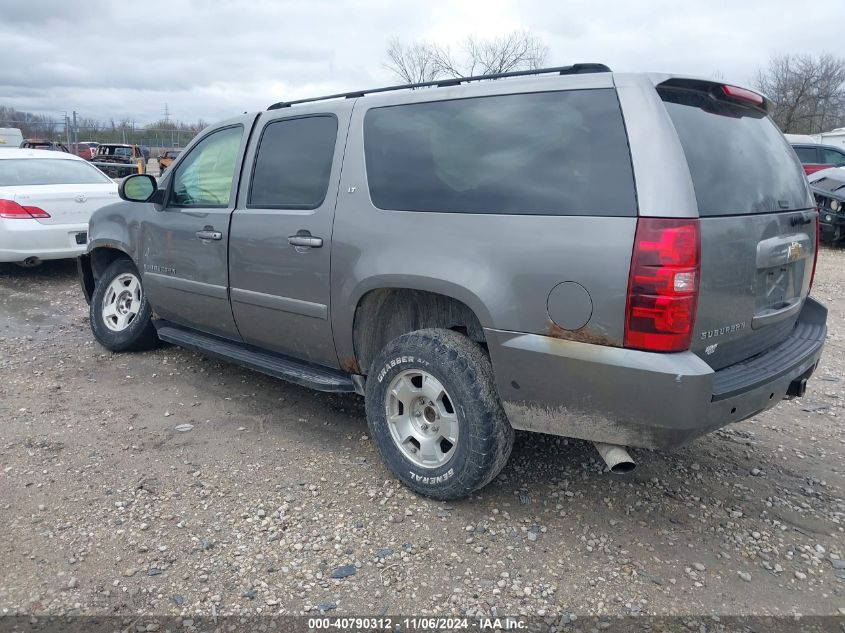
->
[657,77,773,115]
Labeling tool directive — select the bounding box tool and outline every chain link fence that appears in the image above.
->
[0,114,201,154]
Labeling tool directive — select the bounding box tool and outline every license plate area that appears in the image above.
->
[755,261,804,313]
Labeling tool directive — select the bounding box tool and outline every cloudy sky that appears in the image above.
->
[1,0,842,126]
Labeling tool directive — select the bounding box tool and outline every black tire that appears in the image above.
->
[90,258,159,352]
[365,328,514,500]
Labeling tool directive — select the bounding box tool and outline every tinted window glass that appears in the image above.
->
[0,158,112,186]
[172,126,242,206]
[660,88,810,215]
[822,147,845,166]
[249,116,337,208]
[363,89,637,216]
[793,146,817,163]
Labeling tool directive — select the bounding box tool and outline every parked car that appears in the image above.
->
[72,141,100,161]
[0,149,118,266]
[791,143,845,175]
[808,167,845,242]
[91,144,147,178]
[20,139,70,153]
[78,65,826,499]
[157,149,181,173]
[0,128,24,149]
[71,141,100,160]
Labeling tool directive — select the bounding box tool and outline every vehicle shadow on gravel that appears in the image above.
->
[0,259,78,280]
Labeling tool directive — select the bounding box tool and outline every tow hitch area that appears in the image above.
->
[787,378,807,398]
[786,366,817,399]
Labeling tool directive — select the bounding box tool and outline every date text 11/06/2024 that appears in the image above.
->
[307,617,527,630]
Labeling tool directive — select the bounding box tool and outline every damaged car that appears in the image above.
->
[91,144,147,179]
[809,167,845,242]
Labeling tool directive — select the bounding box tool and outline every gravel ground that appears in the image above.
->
[0,252,843,619]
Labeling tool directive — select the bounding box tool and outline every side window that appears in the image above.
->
[172,126,243,207]
[823,148,845,166]
[793,146,817,163]
[363,89,638,216]
[248,116,338,208]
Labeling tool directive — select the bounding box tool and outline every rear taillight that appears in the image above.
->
[0,199,50,219]
[810,208,820,290]
[624,218,701,353]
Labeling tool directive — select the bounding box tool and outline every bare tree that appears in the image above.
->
[385,37,443,84]
[384,30,549,84]
[754,53,845,134]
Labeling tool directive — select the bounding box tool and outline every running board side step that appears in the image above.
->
[155,323,357,393]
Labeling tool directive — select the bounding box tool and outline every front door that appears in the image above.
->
[229,105,350,367]
[141,119,253,339]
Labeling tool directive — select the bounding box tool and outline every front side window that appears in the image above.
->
[248,116,337,209]
[363,89,638,216]
[172,126,243,206]
[793,146,817,164]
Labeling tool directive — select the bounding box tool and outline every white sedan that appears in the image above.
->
[0,149,118,266]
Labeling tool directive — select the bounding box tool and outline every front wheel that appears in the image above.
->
[90,258,159,352]
[365,328,514,500]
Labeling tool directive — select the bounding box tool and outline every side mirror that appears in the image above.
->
[119,174,159,203]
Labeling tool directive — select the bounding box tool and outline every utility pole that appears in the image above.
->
[72,110,78,150]
[64,113,71,148]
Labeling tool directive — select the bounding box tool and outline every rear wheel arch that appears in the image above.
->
[351,288,487,376]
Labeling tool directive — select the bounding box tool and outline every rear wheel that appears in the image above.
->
[90,258,159,352]
[365,328,514,500]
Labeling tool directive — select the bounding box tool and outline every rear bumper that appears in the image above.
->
[486,297,827,450]
[0,218,88,263]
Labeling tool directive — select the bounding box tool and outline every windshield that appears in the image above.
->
[659,86,811,216]
[0,158,112,186]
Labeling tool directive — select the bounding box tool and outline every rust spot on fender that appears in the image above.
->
[340,358,362,375]
[545,321,620,348]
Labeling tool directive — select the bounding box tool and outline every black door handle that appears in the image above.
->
[196,229,222,241]
[288,231,323,248]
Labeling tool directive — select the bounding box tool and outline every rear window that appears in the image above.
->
[659,86,811,216]
[363,89,637,216]
[0,158,112,186]
[99,146,132,157]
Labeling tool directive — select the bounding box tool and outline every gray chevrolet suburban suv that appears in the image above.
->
[77,64,827,500]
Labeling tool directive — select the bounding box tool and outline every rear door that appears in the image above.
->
[228,104,349,367]
[657,80,816,370]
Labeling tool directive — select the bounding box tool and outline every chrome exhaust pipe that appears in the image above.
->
[593,442,636,474]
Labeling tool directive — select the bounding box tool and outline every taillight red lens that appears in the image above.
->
[624,218,701,352]
[0,199,50,219]
[810,208,820,290]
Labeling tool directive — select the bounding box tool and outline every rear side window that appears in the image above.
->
[822,147,845,166]
[793,146,817,164]
[249,116,337,209]
[659,87,811,216]
[363,89,637,216]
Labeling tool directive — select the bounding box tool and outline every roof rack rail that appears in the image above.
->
[267,63,611,110]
